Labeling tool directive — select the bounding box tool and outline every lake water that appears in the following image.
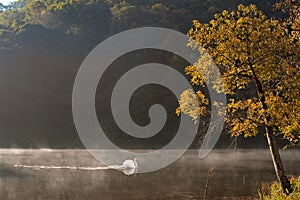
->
[0,149,299,200]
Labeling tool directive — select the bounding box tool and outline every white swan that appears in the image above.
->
[122,158,138,169]
[108,158,138,175]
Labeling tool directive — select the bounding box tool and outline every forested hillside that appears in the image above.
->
[0,0,278,52]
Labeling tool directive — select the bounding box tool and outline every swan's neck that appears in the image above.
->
[133,158,138,168]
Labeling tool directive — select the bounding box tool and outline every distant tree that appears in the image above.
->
[177,4,299,194]
[28,0,46,13]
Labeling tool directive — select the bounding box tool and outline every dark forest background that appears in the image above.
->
[0,0,287,148]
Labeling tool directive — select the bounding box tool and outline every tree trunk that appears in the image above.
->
[249,65,292,194]
[265,126,292,194]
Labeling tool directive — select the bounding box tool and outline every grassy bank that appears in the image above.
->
[258,176,300,200]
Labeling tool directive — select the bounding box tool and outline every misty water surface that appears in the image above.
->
[0,149,299,200]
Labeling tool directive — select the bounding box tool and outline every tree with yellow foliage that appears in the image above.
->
[177,4,299,194]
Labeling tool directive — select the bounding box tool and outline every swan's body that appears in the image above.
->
[109,158,138,175]
[122,158,138,169]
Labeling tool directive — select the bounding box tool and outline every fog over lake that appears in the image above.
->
[0,149,299,200]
